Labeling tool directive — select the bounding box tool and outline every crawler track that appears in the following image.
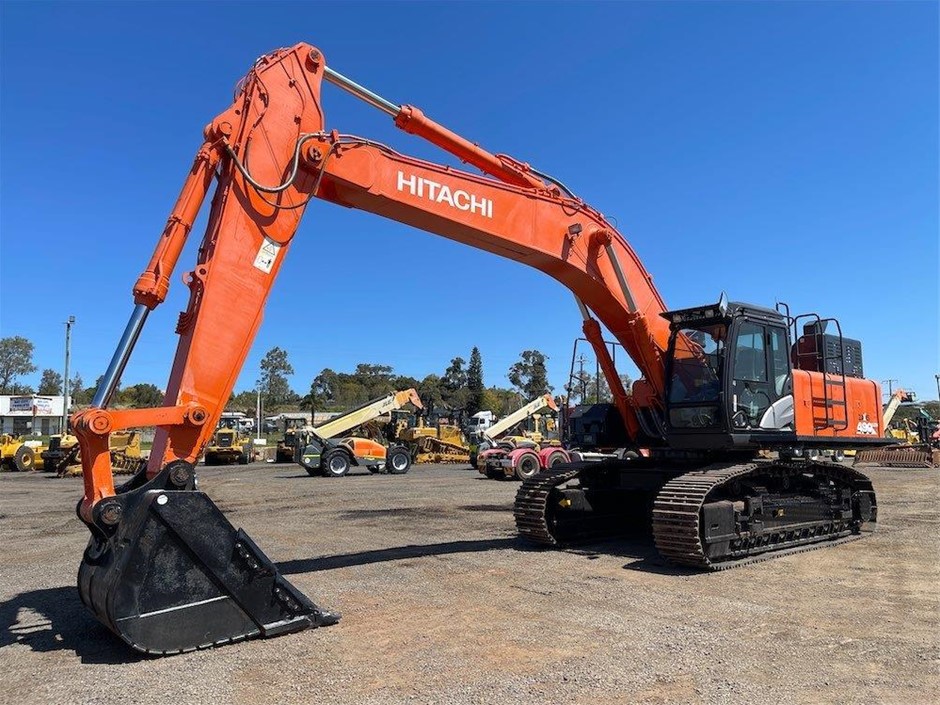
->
[513,465,583,545]
[652,460,876,570]
[514,459,877,571]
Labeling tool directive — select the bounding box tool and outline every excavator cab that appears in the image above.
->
[663,296,796,449]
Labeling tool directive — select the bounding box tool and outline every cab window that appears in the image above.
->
[733,322,767,382]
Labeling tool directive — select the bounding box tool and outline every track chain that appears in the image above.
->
[513,465,582,546]
[653,460,876,571]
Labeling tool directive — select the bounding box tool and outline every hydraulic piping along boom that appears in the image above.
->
[323,62,548,190]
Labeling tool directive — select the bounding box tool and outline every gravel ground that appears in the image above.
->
[1,462,937,705]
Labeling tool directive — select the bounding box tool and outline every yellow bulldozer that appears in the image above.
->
[46,431,146,477]
[398,421,471,463]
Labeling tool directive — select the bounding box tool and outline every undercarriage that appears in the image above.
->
[514,458,877,570]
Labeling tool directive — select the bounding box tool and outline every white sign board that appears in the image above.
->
[9,397,54,414]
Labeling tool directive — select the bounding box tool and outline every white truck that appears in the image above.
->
[467,410,495,437]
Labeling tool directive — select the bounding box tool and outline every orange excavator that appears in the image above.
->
[73,43,891,655]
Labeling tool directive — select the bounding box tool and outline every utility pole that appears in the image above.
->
[62,315,75,434]
[935,374,939,402]
[256,388,262,441]
[882,379,898,399]
[595,358,601,404]
[576,354,587,402]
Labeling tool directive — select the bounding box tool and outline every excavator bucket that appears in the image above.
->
[78,465,338,654]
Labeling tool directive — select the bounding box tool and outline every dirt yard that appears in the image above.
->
[1,463,937,705]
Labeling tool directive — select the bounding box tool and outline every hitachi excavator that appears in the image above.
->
[71,43,891,655]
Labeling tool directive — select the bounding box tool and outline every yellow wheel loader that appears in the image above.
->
[203,424,252,466]
[0,434,48,472]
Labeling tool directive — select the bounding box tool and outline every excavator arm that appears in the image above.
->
[73,43,676,654]
[76,43,674,517]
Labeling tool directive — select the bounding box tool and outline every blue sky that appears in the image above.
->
[1,1,937,400]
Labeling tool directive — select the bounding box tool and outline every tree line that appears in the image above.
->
[230,345,555,419]
[0,335,182,408]
[0,335,556,416]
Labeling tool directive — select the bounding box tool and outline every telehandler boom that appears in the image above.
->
[72,43,890,654]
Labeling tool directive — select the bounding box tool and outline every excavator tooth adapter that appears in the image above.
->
[78,462,339,654]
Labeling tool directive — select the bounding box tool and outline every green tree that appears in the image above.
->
[441,356,468,410]
[301,368,338,412]
[485,386,522,415]
[418,373,444,413]
[257,346,295,407]
[70,373,90,406]
[119,383,164,408]
[392,374,421,392]
[0,336,37,394]
[442,357,466,392]
[38,369,63,395]
[466,347,485,415]
[353,363,396,399]
[228,389,259,414]
[507,350,552,399]
[81,375,119,404]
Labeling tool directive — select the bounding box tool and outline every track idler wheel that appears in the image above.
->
[78,461,338,654]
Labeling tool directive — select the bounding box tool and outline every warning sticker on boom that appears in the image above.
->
[253,237,281,274]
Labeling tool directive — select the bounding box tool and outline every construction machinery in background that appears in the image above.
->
[479,437,569,480]
[476,338,638,481]
[203,422,252,466]
[0,434,47,471]
[274,415,311,462]
[474,394,561,478]
[471,394,558,459]
[855,389,940,468]
[399,420,471,463]
[299,389,422,476]
[70,43,892,655]
[41,432,80,472]
[883,389,916,427]
[42,430,146,476]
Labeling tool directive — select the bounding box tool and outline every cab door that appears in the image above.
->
[729,321,793,431]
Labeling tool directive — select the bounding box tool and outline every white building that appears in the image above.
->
[0,395,66,436]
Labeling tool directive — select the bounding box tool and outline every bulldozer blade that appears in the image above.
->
[78,487,338,654]
[854,446,939,468]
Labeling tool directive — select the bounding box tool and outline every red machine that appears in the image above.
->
[72,44,889,654]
